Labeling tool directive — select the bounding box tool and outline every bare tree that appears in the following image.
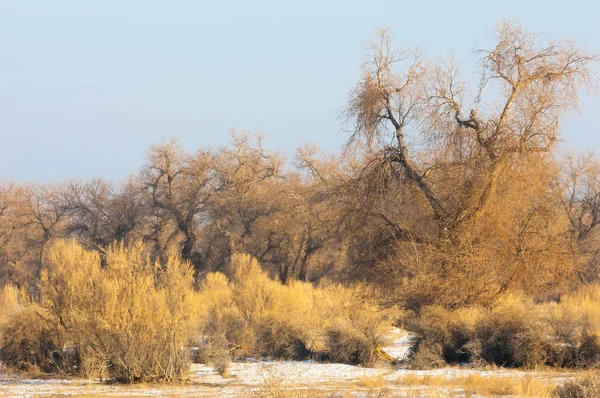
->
[63,177,148,248]
[15,183,70,285]
[559,152,600,282]
[560,152,600,240]
[336,21,597,308]
[142,138,216,269]
[0,182,27,287]
[346,22,596,235]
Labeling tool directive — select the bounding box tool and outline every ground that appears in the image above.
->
[0,362,579,397]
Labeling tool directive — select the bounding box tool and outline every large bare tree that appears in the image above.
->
[335,21,597,308]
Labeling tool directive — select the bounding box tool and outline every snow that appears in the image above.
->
[193,361,384,385]
[380,327,414,361]
[0,361,577,397]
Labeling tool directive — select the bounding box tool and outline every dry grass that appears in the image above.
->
[396,373,556,397]
[357,374,387,389]
[555,371,600,398]
[250,365,297,398]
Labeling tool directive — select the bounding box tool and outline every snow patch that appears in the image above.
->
[380,327,414,361]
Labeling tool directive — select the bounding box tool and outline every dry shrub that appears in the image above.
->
[0,284,22,325]
[252,365,292,398]
[196,253,395,365]
[191,335,231,376]
[29,239,196,382]
[407,342,446,369]
[407,287,600,369]
[321,284,392,366]
[197,254,318,361]
[210,350,231,377]
[317,286,388,366]
[325,328,375,366]
[0,304,70,373]
[404,305,479,364]
[541,285,600,368]
[256,319,311,360]
[406,295,562,368]
[404,305,481,367]
[0,285,72,373]
[555,372,600,398]
[472,296,550,368]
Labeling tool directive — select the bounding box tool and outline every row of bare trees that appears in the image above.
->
[0,133,343,289]
[1,21,599,310]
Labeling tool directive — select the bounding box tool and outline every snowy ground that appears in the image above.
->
[0,329,579,397]
[0,362,577,397]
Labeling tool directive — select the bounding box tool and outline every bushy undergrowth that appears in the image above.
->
[0,245,394,383]
[0,304,71,373]
[195,253,395,365]
[0,240,196,382]
[0,285,71,373]
[405,288,600,369]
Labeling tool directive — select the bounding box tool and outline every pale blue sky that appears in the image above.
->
[1,1,599,181]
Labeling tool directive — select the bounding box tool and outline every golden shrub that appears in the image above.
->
[195,253,396,364]
[38,240,196,382]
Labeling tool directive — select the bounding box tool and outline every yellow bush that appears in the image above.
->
[0,285,67,373]
[197,254,320,359]
[407,288,600,369]
[0,283,23,325]
[2,247,398,377]
[195,253,396,364]
[406,295,557,368]
[0,304,68,373]
[38,240,196,382]
[539,285,600,367]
